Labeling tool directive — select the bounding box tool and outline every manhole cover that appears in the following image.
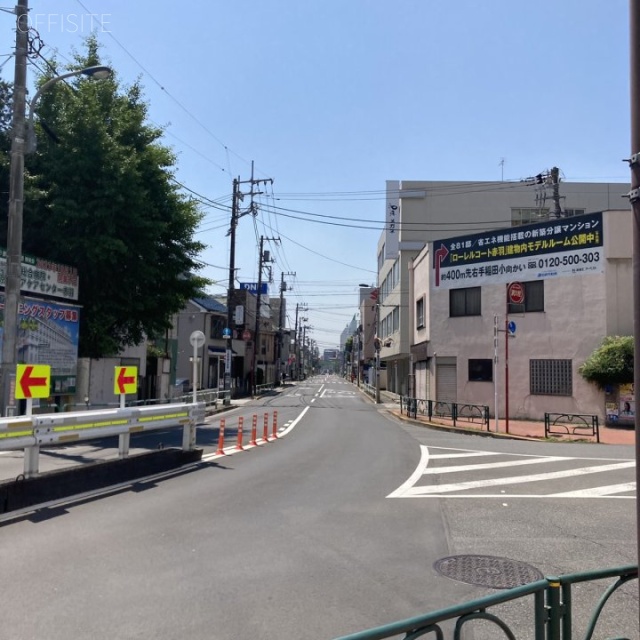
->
[433,555,544,589]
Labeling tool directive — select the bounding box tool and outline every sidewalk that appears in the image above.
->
[376,389,635,446]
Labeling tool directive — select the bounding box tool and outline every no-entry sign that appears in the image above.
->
[508,282,525,305]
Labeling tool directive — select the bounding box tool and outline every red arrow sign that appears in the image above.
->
[117,367,136,394]
[19,365,48,398]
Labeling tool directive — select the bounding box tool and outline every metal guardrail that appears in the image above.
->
[0,403,205,478]
[400,397,490,430]
[59,389,230,413]
[545,413,600,443]
[362,383,376,399]
[170,388,230,407]
[334,564,638,640]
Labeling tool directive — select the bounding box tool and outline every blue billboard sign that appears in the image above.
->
[239,282,268,295]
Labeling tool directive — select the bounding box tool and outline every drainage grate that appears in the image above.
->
[433,554,544,589]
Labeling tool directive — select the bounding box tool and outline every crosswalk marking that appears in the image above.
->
[550,482,637,498]
[388,445,636,500]
[422,456,569,475]
[404,461,636,496]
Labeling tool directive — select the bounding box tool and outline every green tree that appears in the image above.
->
[20,40,209,357]
[579,335,634,389]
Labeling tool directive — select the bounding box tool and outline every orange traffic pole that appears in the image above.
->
[250,414,258,446]
[215,418,226,455]
[272,410,278,439]
[263,412,270,442]
[235,416,244,450]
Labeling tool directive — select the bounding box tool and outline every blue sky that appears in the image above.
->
[1,1,631,351]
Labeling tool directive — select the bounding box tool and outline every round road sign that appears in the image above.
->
[189,330,205,348]
[242,329,252,341]
[508,282,525,305]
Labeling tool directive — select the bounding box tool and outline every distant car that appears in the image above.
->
[173,378,190,395]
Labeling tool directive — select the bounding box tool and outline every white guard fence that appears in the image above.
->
[0,402,206,479]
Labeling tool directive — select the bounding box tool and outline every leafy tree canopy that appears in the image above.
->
[578,335,634,389]
[18,38,209,357]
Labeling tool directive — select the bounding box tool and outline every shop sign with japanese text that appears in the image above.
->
[432,212,604,290]
[0,294,80,395]
[0,249,78,301]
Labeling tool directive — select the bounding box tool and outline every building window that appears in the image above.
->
[468,359,493,382]
[392,307,399,332]
[530,359,572,396]
[416,297,425,329]
[511,208,549,226]
[450,287,481,317]
[508,280,544,314]
[210,316,225,339]
[392,260,400,288]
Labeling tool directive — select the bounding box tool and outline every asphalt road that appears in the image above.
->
[0,375,637,639]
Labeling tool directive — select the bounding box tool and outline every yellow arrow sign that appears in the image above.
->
[16,364,51,399]
[114,366,138,395]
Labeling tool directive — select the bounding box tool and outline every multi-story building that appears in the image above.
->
[356,286,377,384]
[408,209,631,422]
[377,176,630,396]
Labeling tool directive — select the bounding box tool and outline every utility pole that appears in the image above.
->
[251,236,278,395]
[628,0,640,619]
[276,271,295,385]
[301,324,307,379]
[225,164,273,402]
[293,304,299,380]
[2,0,29,415]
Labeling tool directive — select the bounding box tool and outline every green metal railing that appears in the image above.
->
[400,396,490,430]
[334,564,637,640]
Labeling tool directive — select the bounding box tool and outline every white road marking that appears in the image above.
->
[404,461,636,496]
[201,407,310,462]
[427,452,500,459]
[423,456,570,475]
[550,482,637,497]
[387,445,430,498]
[388,445,636,500]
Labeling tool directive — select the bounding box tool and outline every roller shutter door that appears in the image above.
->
[415,362,428,399]
[436,363,457,403]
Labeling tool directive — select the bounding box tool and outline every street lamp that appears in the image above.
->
[26,66,112,153]
[2,63,113,414]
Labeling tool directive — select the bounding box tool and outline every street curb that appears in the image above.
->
[387,409,543,442]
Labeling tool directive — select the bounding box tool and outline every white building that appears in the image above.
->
[377,176,630,397]
[408,209,632,421]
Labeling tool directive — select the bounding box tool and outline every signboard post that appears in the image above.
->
[189,331,205,405]
[16,363,51,416]
[114,366,138,409]
[114,365,138,458]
